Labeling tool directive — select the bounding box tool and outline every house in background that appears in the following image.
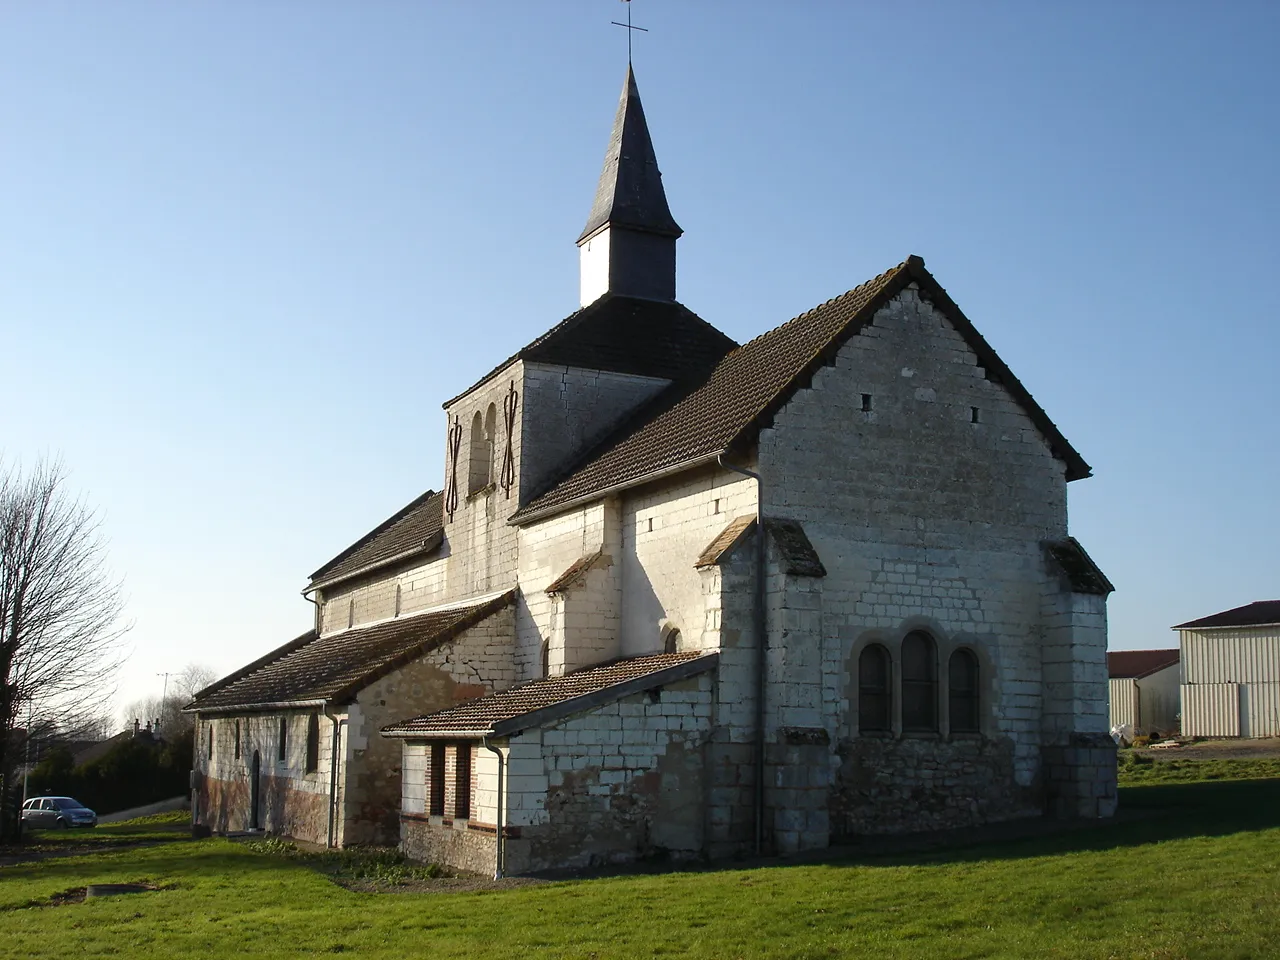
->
[1107,649,1180,738]
[1176,600,1280,738]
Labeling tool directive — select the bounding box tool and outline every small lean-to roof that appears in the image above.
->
[512,256,1091,524]
[185,592,515,714]
[1044,538,1114,595]
[544,550,606,595]
[1174,600,1280,630]
[445,295,735,408]
[383,651,716,739]
[307,490,444,592]
[695,516,826,577]
[1108,649,1180,680]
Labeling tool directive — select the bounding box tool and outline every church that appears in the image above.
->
[186,64,1116,874]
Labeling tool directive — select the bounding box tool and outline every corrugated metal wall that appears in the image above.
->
[1108,678,1137,731]
[1241,683,1280,738]
[1181,628,1280,684]
[1136,665,1181,734]
[1181,683,1239,737]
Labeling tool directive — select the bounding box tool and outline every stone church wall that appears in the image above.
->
[192,711,336,844]
[619,467,756,657]
[442,369,525,604]
[319,554,449,635]
[193,608,515,847]
[340,605,517,845]
[750,282,1097,837]
[519,362,670,502]
[500,673,715,874]
[516,501,614,681]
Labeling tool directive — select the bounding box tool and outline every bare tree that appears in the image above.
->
[122,663,217,737]
[0,458,129,839]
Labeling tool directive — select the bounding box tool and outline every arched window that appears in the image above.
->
[664,628,682,654]
[540,640,550,679]
[468,406,497,495]
[858,644,891,733]
[901,630,938,732]
[949,648,980,733]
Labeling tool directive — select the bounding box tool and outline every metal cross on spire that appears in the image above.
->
[611,0,648,64]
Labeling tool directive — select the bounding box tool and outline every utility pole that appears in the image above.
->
[156,672,172,735]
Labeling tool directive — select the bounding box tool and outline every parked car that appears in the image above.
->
[20,796,98,828]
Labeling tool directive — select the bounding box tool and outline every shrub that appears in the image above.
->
[26,729,193,814]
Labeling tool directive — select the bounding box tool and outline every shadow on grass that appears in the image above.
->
[529,777,1280,883]
[0,841,312,892]
[820,777,1280,870]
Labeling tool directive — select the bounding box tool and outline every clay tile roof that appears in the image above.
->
[1044,538,1114,595]
[695,516,756,568]
[185,592,515,714]
[445,295,736,408]
[1108,649,1180,680]
[694,516,825,577]
[1174,600,1280,630]
[513,256,1091,524]
[544,550,606,594]
[383,651,717,739]
[308,490,444,592]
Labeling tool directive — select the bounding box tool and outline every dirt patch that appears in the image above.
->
[1134,738,1280,762]
[0,838,178,868]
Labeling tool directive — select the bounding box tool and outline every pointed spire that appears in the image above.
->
[578,66,682,244]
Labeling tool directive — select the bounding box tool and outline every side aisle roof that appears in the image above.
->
[307,490,444,593]
[185,591,515,715]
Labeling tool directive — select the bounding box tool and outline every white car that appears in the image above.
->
[21,796,98,828]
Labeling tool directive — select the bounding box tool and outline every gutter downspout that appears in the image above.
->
[717,454,767,857]
[301,590,321,634]
[481,738,505,879]
[325,709,346,849]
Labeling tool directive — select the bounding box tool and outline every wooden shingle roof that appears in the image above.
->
[512,256,1091,524]
[185,592,515,714]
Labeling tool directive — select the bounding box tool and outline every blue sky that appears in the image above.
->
[3,2,1277,718]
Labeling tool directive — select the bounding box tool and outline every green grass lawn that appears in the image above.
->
[2,773,1278,959]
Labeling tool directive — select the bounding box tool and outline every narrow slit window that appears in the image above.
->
[278,716,287,762]
[429,743,446,816]
[901,631,939,733]
[949,649,981,733]
[970,406,980,423]
[395,584,402,617]
[347,599,355,629]
[305,714,320,773]
[234,720,241,760]
[858,644,892,733]
[861,394,873,412]
[208,724,214,760]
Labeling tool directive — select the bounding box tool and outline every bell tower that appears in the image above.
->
[577,66,683,307]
